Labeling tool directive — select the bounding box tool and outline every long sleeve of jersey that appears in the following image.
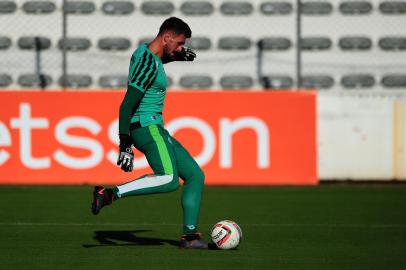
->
[118,85,144,135]
[119,45,159,135]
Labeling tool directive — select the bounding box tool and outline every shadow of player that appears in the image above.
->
[82,230,179,248]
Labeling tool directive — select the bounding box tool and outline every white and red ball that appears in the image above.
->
[211,220,242,250]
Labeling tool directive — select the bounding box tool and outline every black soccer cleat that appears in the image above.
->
[179,233,208,249]
[91,186,113,215]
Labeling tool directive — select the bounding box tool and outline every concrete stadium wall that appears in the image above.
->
[318,91,406,181]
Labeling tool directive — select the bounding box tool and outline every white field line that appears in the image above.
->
[0,222,405,228]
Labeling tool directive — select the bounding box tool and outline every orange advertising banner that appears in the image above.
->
[0,90,317,185]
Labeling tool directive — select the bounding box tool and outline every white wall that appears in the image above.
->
[318,91,406,180]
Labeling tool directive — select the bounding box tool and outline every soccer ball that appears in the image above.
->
[211,220,242,250]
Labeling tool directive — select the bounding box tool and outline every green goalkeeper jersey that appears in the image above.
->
[128,43,167,127]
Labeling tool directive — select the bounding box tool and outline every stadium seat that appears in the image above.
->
[102,1,135,15]
[63,1,96,14]
[58,38,91,51]
[379,1,406,14]
[301,1,333,15]
[98,38,131,50]
[18,36,51,50]
[381,74,406,88]
[0,36,11,50]
[18,74,53,88]
[301,75,334,89]
[339,36,372,50]
[220,75,254,89]
[179,75,213,89]
[99,75,173,88]
[260,2,293,15]
[99,75,127,88]
[218,37,251,50]
[0,74,12,87]
[220,1,253,15]
[258,37,292,50]
[379,37,406,51]
[341,74,375,88]
[22,1,56,14]
[339,1,373,15]
[59,75,92,88]
[0,1,16,14]
[300,37,332,50]
[141,1,174,15]
[262,75,294,89]
[166,75,173,87]
[138,37,154,46]
[185,37,211,50]
[180,1,214,16]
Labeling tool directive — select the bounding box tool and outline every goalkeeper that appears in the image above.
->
[91,17,208,249]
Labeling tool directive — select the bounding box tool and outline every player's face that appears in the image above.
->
[163,33,186,58]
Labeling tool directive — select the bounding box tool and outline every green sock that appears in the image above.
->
[183,225,197,235]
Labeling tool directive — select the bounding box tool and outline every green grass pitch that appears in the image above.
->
[0,184,405,270]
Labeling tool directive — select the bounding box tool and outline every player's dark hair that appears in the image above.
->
[158,17,192,38]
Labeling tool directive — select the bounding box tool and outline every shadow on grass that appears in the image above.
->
[83,230,218,250]
[82,230,179,248]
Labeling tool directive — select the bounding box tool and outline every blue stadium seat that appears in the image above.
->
[218,36,251,50]
[102,1,135,15]
[0,36,12,50]
[379,37,406,51]
[0,74,12,87]
[22,1,56,14]
[98,38,131,50]
[379,1,406,14]
[381,74,406,88]
[260,2,293,15]
[58,38,91,51]
[262,75,294,89]
[141,1,174,15]
[301,1,333,15]
[339,1,373,15]
[0,1,17,14]
[220,1,253,15]
[166,75,173,88]
[301,37,332,50]
[258,37,292,50]
[180,1,214,16]
[341,74,375,88]
[18,36,51,50]
[63,1,96,14]
[99,75,127,88]
[185,37,211,50]
[18,74,53,88]
[138,37,154,46]
[301,75,334,89]
[339,36,372,50]
[59,75,92,88]
[179,75,213,89]
[220,75,254,89]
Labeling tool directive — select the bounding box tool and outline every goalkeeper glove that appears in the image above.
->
[117,134,134,172]
[163,46,196,64]
[174,46,196,61]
